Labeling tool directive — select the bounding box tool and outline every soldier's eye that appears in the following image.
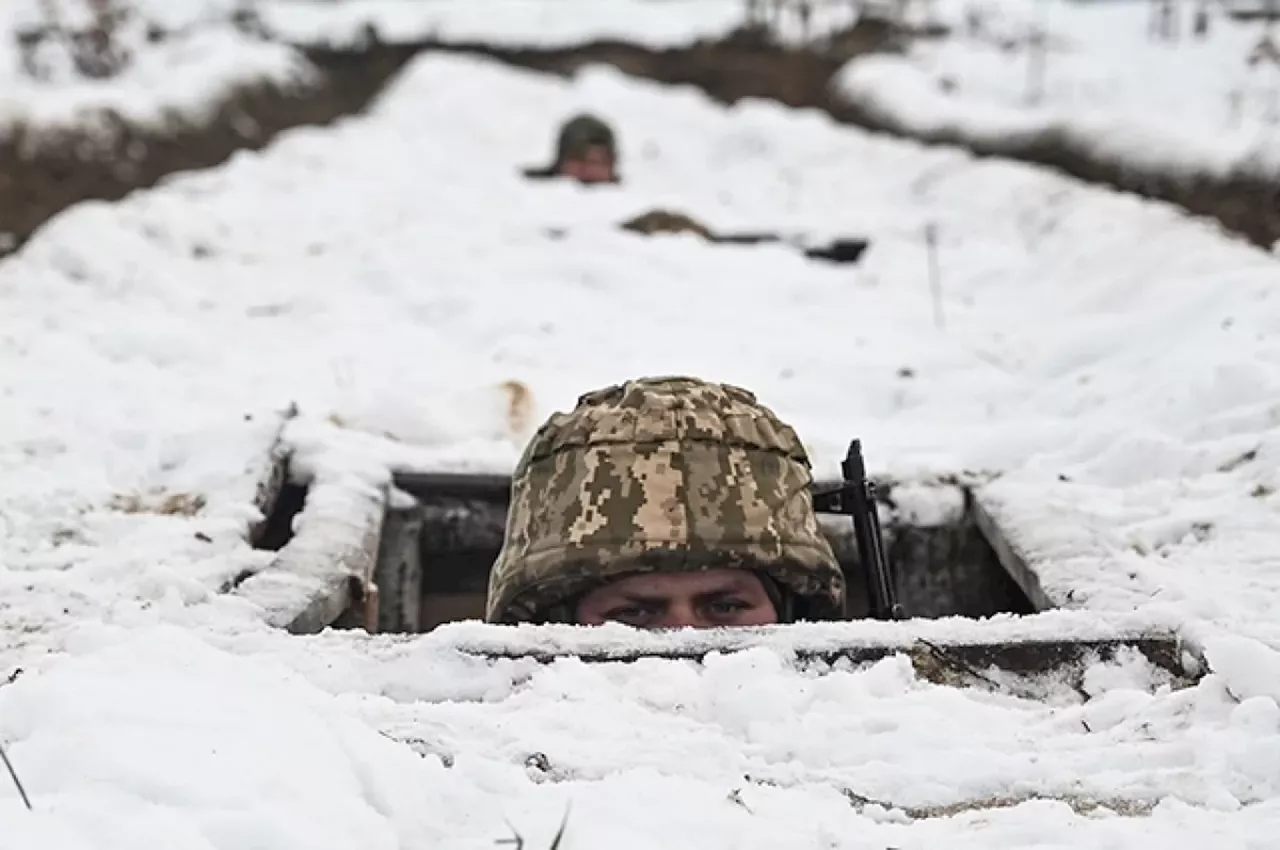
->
[706,599,749,617]
[605,606,653,624]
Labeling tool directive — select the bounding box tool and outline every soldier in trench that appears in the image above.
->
[522,112,622,184]
[523,113,871,265]
[485,376,846,628]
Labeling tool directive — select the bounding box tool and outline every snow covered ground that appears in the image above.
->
[2,46,1280,848]
[4,621,1280,848]
[838,0,1280,178]
[0,0,314,132]
[0,0,786,134]
[257,0,752,48]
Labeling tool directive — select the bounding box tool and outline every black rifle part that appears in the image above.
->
[812,440,905,621]
[528,214,871,266]
[843,439,905,621]
[802,237,871,265]
[715,233,872,266]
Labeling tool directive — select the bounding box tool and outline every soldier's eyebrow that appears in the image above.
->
[693,587,751,602]
[615,592,668,606]
[611,577,758,605]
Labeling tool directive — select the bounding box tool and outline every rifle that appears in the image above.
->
[809,443,1030,688]
[709,233,871,266]
[536,208,873,267]
[812,439,905,620]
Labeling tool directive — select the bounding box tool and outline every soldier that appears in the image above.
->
[523,117,870,265]
[485,376,846,629]
[523,112,620,184]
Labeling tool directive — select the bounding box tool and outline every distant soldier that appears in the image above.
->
[522,112,620,184]
[523,117,871,265]
[485,376,847,628]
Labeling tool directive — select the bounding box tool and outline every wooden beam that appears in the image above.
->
[457,635,1191,680]
[969,494,1058,611]
[235,473,388,634]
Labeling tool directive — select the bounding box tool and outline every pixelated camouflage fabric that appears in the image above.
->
[486,376,845,623]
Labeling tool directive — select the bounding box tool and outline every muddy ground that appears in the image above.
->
[2,21,1277,259]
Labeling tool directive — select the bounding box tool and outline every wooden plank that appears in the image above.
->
[431,610,1205,685]
[420,592,487,631]
[374,491,426,632]
[235,472,389,634]
[393,471,512,502]
[456,635,1192,681]
[969,494,1058,611]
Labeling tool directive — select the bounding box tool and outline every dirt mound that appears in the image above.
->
[426,23,872,111]
[0,43,420,260]
[830,99,1280,252]
[4,20,1276,259]
[435,25,1279,252]
[0,21,901,261]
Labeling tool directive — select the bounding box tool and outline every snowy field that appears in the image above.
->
[0,0,774,133]
[257,0,751,48]
[2,47,1280,847]
[0,0,314,132]
[838,0,1280,178]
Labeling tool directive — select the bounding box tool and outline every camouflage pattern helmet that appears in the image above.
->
[485,376,846,624]
[554,113,617,168]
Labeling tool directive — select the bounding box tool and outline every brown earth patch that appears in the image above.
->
[425,23,1279,251]
[3,19,1276,260]
[0,42,422,260]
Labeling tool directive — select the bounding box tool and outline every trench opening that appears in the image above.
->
[13,16,1277,265]
[374,472,1036,634]
[252,479,308,552]
[416,22,1280,252]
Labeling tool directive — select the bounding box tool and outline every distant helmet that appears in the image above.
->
[554,113,617,168]
[485,376,845,624]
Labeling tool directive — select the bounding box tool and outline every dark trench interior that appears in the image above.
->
[369,473,1036,633]
[244,469,1213,690]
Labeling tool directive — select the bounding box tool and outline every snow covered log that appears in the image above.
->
[234,467,388,634]
[433,612,1202,684]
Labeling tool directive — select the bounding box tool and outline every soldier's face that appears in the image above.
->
[575,569,779,629]
[560,146,615,183]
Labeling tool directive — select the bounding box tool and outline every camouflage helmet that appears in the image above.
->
[554,113,617,168]
[485,376,846,624]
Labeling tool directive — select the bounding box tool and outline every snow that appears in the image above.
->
[2,625,1280,848]
[0,2,314,134]
[0,0,860,137]
[0,0,814,137]
[257,0,752,49]
[253,0,868,49]
[0,628,441,850]
[4,49,1280,640]
[2,26,1280,850]
[234,436,389,631]
[418,609,1192,664]
[836,0,1280,181]
[883,479,969,526]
